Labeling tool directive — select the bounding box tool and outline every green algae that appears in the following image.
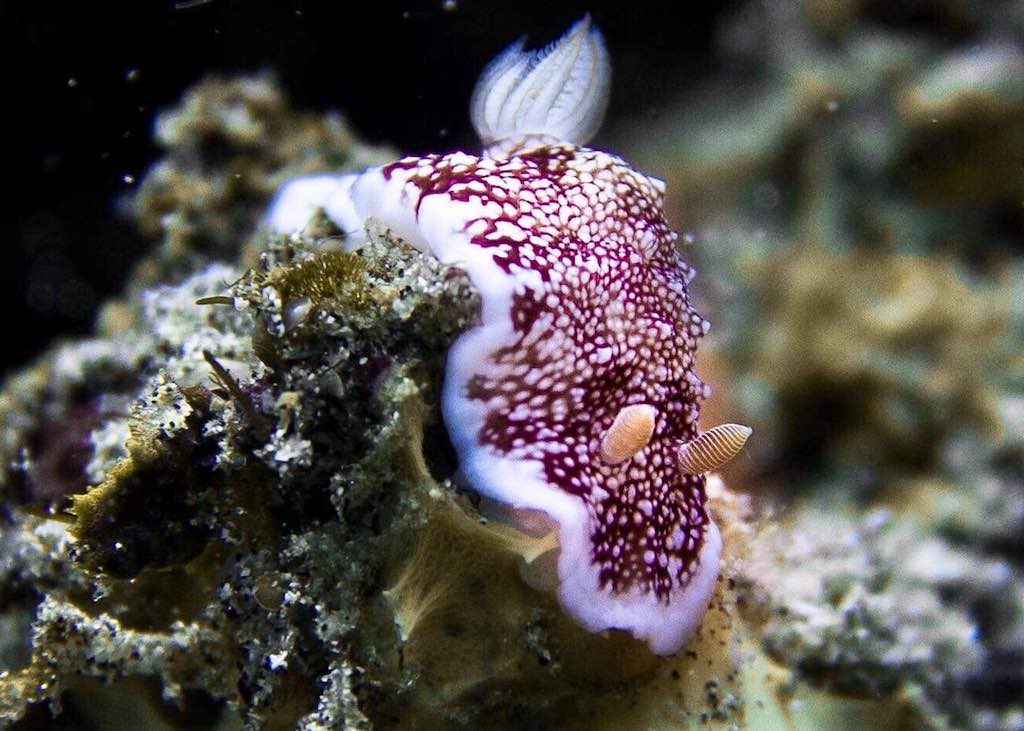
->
[267,249,371,316]
[68,381,218,578]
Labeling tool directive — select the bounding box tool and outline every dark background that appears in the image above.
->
[2,0,737,377]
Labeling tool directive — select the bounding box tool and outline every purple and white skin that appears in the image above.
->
[266,16,750,656]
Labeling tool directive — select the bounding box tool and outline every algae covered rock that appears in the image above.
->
[0,74,477,728]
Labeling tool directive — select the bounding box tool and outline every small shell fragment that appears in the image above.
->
[677,423,752,474]
[600,404,657,465]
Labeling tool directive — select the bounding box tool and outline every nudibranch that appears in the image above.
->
[267,15,750,655]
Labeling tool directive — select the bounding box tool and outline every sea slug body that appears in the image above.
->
[267,15,748,655]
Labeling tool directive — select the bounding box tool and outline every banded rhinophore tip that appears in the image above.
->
[470,14,611,158]
[677,424,752,475]
[600,404,657,465]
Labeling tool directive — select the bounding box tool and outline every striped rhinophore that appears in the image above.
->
[677,424,752,474]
